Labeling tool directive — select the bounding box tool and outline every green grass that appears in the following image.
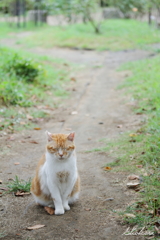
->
[90,55,160,234]
[7,175,31,193]
[0,21,47,39]
[0,232,6,239]
[10,19,160,51]
[0,46,71,132]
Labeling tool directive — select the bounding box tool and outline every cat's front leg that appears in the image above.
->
[54,198,65,215]
[47,180,64,215]
[62,180,76,211]
[62,198,70,211]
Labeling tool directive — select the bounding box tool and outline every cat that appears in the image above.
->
[31,131,80,215]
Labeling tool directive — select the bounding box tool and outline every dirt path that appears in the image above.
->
[0,42,152,239]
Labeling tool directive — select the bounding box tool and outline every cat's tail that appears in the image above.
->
[69,192,80,204]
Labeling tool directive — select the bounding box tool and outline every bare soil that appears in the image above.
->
[0,42,153,240]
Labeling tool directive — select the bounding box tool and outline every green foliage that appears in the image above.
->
[3,53,42,83]
[0,232,6,239]
[0,0,33,12]
[7,175,31,193]
[107,55,160,230]
[91,54,160,232]
[51,0,100,33]
[0,47,43,105]
[0,46,69,107]
[109,0,146,18]
[18,19,160,50]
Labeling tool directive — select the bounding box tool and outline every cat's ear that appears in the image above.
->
[45,131,52,142]
[67,132,75,141]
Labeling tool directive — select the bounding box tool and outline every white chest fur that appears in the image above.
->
[39,151,78,195]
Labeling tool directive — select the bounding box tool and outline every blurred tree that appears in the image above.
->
[51,0,101,33]
[108,0,146,18]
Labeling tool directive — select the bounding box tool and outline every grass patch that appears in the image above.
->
[12,19,160,51]
[93,55,160,234]
[0,232,6,239]
[0,46,69,106]
[0,46,71,132]
[0,21,47,39]
[7,175,31,193]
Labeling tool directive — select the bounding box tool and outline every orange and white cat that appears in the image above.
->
[31,132,80,215]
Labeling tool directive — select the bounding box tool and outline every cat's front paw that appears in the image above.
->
[63,204,70,211]
[55,208,65,215]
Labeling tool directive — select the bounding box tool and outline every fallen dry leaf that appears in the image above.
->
[85,208,91,211]
[15,191,30,197]
[26,114,33,120]
[43,106,54,111]
[129,139,136,143]
[0,187,8,191]
[70,77,76,82]
[129,133,137,137]
[103,198,114,201]
[29,140,39,144]
[117,125,123,128]
[8,126,13,130]
[44,206,55,215]
[127,182,140,188]
[148,210,154,214]
[27,224,45,230]
[128,174,139,180]
[59,119,65,122]
[8,136,15,141]
[34,127,41,130]
[71,111,78,115]
[20,122,26,125]
[136,165,143,168]
[24,136,31,139]
[124,213,136,218]
[155,226,160,234]
[63,63,69,66]
[103,166,112,171]
[14,162,20,165]
[143,172,148,176]
[65,128,72,131]
[31,95,37,100]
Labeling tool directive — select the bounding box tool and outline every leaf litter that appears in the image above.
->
[27,224,45,230]
[44,206,55,215]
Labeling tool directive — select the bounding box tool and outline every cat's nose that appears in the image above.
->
[59,154,63,158]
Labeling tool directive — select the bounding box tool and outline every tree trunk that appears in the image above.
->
[148,7,152,25]
[34,0,38,26]
[22,0,26,28]
[17,0,20,28]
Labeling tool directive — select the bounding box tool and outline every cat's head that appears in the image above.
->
[46,131,75,160]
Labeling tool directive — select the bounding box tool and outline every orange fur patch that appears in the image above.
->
[70,175,80,197]
[46,133,75,154]
[31,155,51,201]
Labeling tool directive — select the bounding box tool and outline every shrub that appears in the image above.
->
[0,47,44,106]
[3,53,42,83]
